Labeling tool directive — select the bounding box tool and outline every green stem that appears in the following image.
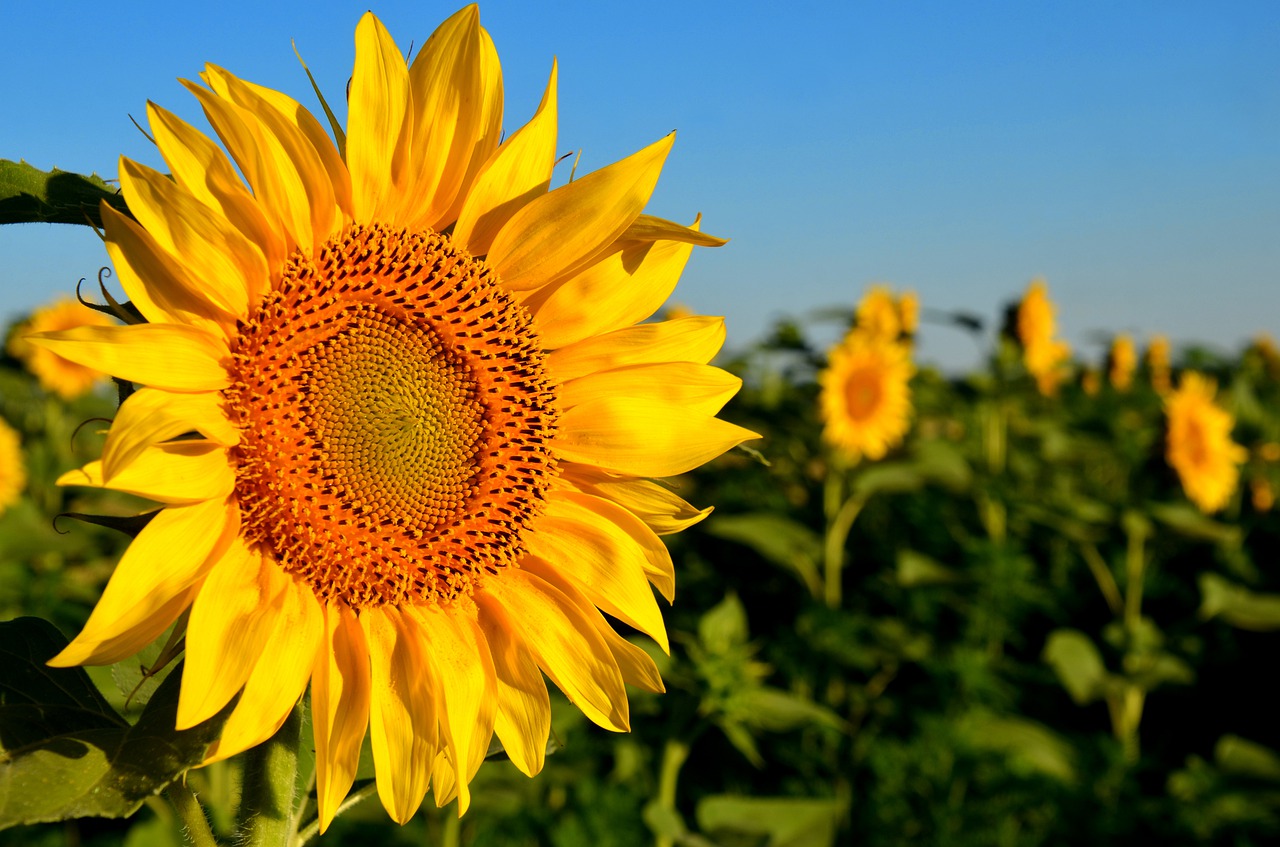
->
[978,400,1008,543]
[1079,542,1124,616]
[294,782,379,847]
[165,780,219,847]
[238,705,302,847]
[654,739,691,847]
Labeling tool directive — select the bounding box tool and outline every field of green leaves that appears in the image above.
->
[3,285,1280,846]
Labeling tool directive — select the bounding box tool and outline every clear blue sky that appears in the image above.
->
[2,1,1277,370]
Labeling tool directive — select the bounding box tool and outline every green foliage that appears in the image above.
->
[0,160,128,228]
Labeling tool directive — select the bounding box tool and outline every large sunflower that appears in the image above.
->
[1165,372,1246,513]
[7,297,113,399]
[0,416,24,516]
[819,329,914,463]
[31,6,756,830]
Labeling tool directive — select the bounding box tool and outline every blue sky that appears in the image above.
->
[2,1,1277,371]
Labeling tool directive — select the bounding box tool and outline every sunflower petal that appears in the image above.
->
[621,214,728,247]
[178,539,290,729]
[362,607,439,824]
[313,603,372,834]
[49,497,239,667]
[487,133,674,292]
[547,316,725,383]
[27,323,228,391]
[60,441,233,505]
[473,594,552,777]
[347,12,411,223]
[482,565,629,732]
[103,388,238,481]
[562,466,712,538]
[560,362,742,417]
[557,397,760,478]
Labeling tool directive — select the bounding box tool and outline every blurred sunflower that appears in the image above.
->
[1164,372,1246,514]
[856,284,916,342]
[1108,333,1136,391]
[1146,335,1172,394]
[899,290,920,337]
[1081,367,1101,397]
[1015,279,1071,396]
[0,417,25,516]
[819,330,914,463]
[6,297,113,399]
[32,6,755,830]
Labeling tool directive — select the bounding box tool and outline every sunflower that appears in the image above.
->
[1146,335,1171,394]
[31,6,756,830]
[0,417,25,516]
[1164,372,1246,513]
[7,297,113,399]
[819,329,914,463]
[1015,279,1071,396]
[855,284,916,342]
[1108,333,1136,392]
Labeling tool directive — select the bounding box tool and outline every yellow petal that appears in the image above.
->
[102,388,238,481]
[523,227,695,349]
[557,396,760,478]
[205,575,322,762]
[27,318,228,392]
[526,491,670,650]
[482,565,628,732]
[60,441,233,505]
[147,101,286,278]
[487,133,674,292]
[178,538,290,728]
[547,316,725,383]
[313,603,372,834]
[621,214,728,248]
[347,12,411,223]
[49,497,239,667]
[473,594,551,777]
[362,607,439,824]
[453,60,556,256]
[409,602,495,815]
[403,5,503,230]
[119,159,264,318]
[562,466,712,537]
[560,362,742,418]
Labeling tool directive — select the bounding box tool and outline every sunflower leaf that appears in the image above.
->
[0,617,230,828]
[0,159,129,227]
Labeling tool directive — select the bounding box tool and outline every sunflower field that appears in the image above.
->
[3,7,1280,847]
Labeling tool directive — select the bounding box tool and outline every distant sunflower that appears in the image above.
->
[820,330,914,462]
[0,417,24,516]
[1081,367,1101,397]
[1108,333,1136,392]
[1146,335,1172,394]
[7,297,113,399]
[856,284,916,342]
[1164,372,1246,513]
[1015,279,1071,396]
[899,290,920,337]
[32,6,755,830]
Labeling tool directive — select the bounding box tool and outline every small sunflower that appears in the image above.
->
[1015,279,1071,396]
[32,6,756,829]
[855,284,916,342]
[1081,367,1101,397]
[1146,335,1172,394]
[1108,333,1136,392]
[0,417,25,516]
[1165,372,1246,514]
[7,297,113,399]
[819,329,914,463]
[899,290,920,337]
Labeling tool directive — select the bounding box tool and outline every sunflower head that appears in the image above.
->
[31,5,755,830]
[1146,334,1172,394]
[819,329,915,463]
[1108,333,1136,392]
[1164,372,1246,513]
[6,297,113,399]
[1015,279,1071,396]
[0,417,25,516]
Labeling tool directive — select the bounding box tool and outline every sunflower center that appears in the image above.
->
[225,223,558,609]
[843,368,883,420]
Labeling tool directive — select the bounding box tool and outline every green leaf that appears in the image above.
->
[852,462,924,498]
[896,549,963,587]
[0,159,128,227]
[705,513,822,595]
[959,711,1077,783]
[1215,735,1280,781]
[697,592,749,655]
[1043,628,1108,705]
[0,617,230,828]
[1149,502,1242,546]
[910,439,972,491]
[1199,573,1280,631]
[696,795,845,847]
[739,688,848,734]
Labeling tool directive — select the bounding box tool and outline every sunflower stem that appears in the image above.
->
[823,471,866,608]
[237,704,302,847]
[165,780,219,847]
[653,739,690,847]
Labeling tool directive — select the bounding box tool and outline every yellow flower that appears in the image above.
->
[899,290,920,336]
[1081,367,1101,397]
[6,297,113,399]
[0,417,25,516]
[819,330,914,462]
[1252,333,1280,379]
[1108,333,1136,392]
[1251,477,1274,513]
[1164,372,1246,513]
[855,284,917,342]
[1015,279,1071,396]
[31,7,756,830]
[1146,335,1172,394]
